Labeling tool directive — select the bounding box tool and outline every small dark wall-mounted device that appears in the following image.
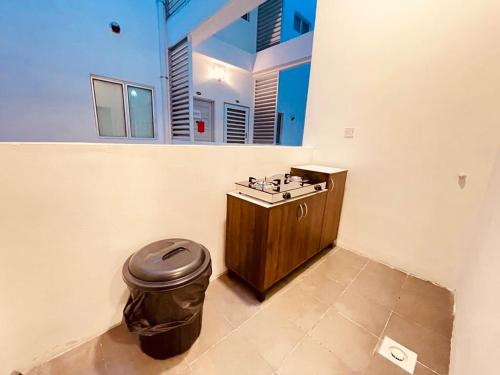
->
[110,22,121,34]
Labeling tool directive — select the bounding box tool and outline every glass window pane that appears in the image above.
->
[302,21,310,34]
[293,14,301,32]
[93,79,126,137]
[127,86,154,138]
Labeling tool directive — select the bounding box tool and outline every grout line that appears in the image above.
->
[417,361,442,375]
[305,259,370,336]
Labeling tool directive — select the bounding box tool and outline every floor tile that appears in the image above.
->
[395,276,454,339]
[296,269,345,305]
[181,298,234,363]
[334,289,391,336]
[314,248,368,286]
[349,261,407,309]
[26,337,106,375]
[190,330,274,375]
[383,313,450,375]
[365,353,439,375]
[205,274,262,328]
[265,284,330,332]
[310,309,378,373]
[278,336,357,375]
[238,308,304,369]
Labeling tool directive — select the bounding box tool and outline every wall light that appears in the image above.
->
[211,64,227,82]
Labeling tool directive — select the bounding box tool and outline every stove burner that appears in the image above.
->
[251,181,277,190]
[236,173,325,203]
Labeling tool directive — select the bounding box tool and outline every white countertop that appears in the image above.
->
[227,190,327,208]
[292,164,348,174]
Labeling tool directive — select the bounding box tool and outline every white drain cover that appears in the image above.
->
[377,336,417,374]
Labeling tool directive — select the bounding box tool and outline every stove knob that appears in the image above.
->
[314,184,322,191]
[282,192,291,200]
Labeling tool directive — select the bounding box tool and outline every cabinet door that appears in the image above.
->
[320,172,347,249]
[299,192,327,259]
[265,192,326,289]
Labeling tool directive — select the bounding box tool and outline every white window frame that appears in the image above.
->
[90,75,157,140]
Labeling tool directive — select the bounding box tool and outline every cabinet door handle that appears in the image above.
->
[303,202,308,217]
[330,177,335,191]
[297,203,304,221]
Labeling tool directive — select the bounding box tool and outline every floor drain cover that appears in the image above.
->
[377,336,417,374]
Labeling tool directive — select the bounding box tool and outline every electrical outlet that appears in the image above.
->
[344,127,355,138]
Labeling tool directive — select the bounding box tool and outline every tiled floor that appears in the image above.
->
[27,247,454,375]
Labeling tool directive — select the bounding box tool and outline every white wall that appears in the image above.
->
[450,151,500,374]
[0,0,166,143]
[0,143,313,374]
[215,9,258,53]
[304,0,500,288]
[192,52,255,143]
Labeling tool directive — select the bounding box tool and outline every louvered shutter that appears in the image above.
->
[168,38,193,141]
[224,104,249,144]
[252,73,278,144]
[257,0,282,52]
[166,0,190,19]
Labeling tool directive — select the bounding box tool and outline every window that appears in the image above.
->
[241,13,250,21]
[91,77,155,139]
[293,13,310,34]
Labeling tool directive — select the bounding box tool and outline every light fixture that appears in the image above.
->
[130,89,138,97]
[211,64,226,82]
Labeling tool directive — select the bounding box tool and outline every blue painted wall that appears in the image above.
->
[281,0,317,43]
[277,63,311,146]
[276,0,316,145]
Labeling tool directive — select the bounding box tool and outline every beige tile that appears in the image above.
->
[206,274,261,328]
[190,330,274,375]
[395,276,454,339]
[27,337,106,375]
[181,298,234,363]
[310,310,378,373]
[239,308,304,369]
[98,324,190,375]
[334,289,391,336]
[383,313,451,375]
[365,353,439,375]
[297,269,345,305]
[279,336,356,375]
[349,261,407,309]
[314,248,368,286]
[265,284,330,332]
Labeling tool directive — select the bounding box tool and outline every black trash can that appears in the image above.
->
[122,239,212,359]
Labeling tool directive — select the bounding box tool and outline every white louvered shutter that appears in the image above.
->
[166,0,190,19]
[252,73,279,144]
[224,104,249,144]
[168,38,193,142]
[257,0,282,52]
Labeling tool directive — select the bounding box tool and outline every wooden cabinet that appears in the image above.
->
[225,191,326,299]
[291,167,348,249]
[225,165,347,300]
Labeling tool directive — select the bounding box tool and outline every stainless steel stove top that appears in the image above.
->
[235,173,326,203]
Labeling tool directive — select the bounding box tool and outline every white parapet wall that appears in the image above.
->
[0,143,313,374]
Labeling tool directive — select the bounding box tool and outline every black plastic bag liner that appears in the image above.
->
[122,239,212,337]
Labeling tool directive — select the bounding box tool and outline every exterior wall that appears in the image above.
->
[192,52,255,143]
[281,0,317,42]
[0,143,313,374]
[215,9,258,53]
[0,0,166,143]
[277,63,311,146]
[450,151,500,374]
[304,0,500,289]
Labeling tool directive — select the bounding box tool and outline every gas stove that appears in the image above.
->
[235,173,326,204]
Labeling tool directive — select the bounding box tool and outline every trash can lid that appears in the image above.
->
[127,239,207,283]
